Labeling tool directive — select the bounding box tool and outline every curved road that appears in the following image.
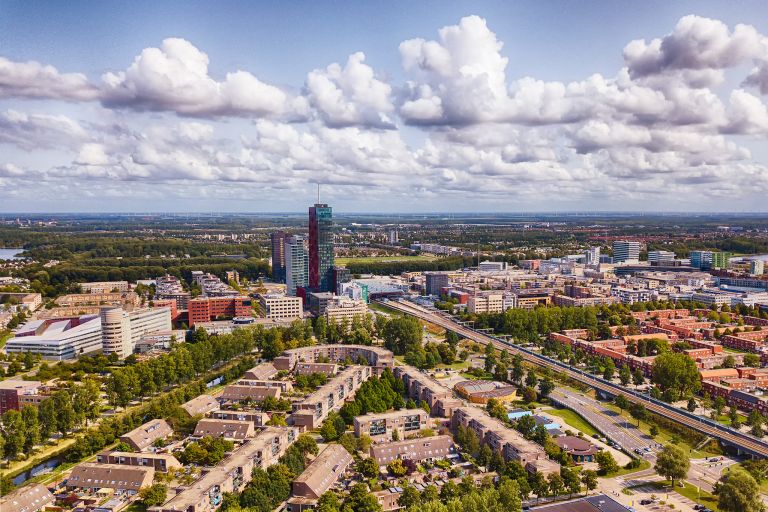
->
[380,299,768,458]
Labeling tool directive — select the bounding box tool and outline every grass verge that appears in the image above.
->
[546,408,600,437]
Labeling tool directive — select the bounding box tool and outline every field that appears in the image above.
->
[335,254,438,265]
[644,481,720,511]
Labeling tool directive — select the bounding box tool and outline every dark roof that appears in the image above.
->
[532,494,630,512]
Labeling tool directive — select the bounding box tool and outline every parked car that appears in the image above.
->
[640,500,654,505]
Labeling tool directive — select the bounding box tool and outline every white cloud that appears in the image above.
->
[0,110,89,150]
[0,57,99,101]
[623,15,767,79]
[100,38,289,117]
[305,52,394,128]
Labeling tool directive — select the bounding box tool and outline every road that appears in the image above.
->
[550,388,657,458]
[380,298,768,458]
[550,389,735,493]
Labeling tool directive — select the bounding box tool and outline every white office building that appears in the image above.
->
[612,240,641,263]
[259,295,304,319]
[648,250,676,264]
[101,306,173,359]
[5,315,102,360]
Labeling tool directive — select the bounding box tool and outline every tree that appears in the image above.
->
[581,470,598,494]
[344,483,382,512]
[387,458,408,477]
[744,354,761,367]
[595,450,619,475]
[614,394,629,411]
[530,471,549,499]
[561,467,582,497]
[21,405,40,452]
[525,370,538,388]
[522,386,537,404]
[649,425,659,438]
[320,420,338,442]
[382,316,422,355]
[603,359,616,380]
[1,410,25,458]
[651,352,701,400]
[538,378,555,399]
[714,396,726,416]
[498,477,522,511]
[717,469,764,512]
[398,486,420,509]
[687,397,697,412]
[139,484,168,506]
[655,444,690,486]
[53,389,76,436]
[548,472,565,496]
[632,368,645,387]
[358,457,379,478]
[619,365,632,386]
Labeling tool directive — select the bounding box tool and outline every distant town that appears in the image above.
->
[0,209,767,512]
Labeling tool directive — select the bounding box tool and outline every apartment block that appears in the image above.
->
[272,344,394,373]
[119,419,173,452]
[193,419,255,441]
[393,365,453,409]
[467,294,503,314]
[0,483,54,512]
[96,450,182,472]
[369,435,455,465]
[353,409,430,441]
[0,380,45,414]
[291,365,372,430]
[292,444,353,499]
[66,463,154,495]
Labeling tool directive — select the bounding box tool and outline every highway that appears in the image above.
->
[549,389,657,457]
[380,298,768,458]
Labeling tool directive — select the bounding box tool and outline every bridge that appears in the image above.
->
[379,298,768,458]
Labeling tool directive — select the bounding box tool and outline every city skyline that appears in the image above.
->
[2,1,768,212]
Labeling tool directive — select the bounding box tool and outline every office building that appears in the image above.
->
[711,251,732,269]
[425,272,449,296]
[751,259,765,276]
[285,235,309,296]
[309,203,335,292]
[101,306,173,359]
[309,292,334,317]
[5,315,102,360]
[478,261,507,272]
[467,294,503,314]
[188,297,252,327]
[388,229,399,245]
[270,231,287,283]
[332,266,351,293]
[612,240,640,263]
[325,297,368,323]
[259,294,303,319]
[648,250,676,264]
[585,247,601,265]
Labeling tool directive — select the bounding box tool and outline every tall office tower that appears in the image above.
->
[612,240,640,263]
[585,246,601,265]
[690,250,713,270]
[309,203,335,292]
[388,229,399,245]
[711,252,732,269]
[751,259,765,276]
[285,235,309,296]
[425,272,450,296]
[270,231,287,282]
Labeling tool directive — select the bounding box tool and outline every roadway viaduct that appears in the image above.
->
[379,298,768,458]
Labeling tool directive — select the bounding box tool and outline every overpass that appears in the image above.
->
[379,298,768,458]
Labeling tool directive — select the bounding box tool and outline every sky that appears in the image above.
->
[1,0,768,213]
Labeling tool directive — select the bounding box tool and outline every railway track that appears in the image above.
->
[380,298,768,458]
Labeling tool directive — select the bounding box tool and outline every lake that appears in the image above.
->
[0,248,23,260]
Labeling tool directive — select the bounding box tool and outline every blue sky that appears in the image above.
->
[1,1,767,212]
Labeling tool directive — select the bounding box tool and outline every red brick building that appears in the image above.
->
[188,297,252,326]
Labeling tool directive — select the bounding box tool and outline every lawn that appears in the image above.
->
[613,458,651,477]
[335,255,438,265]
[0,329,11,350]
[546,408,600,437]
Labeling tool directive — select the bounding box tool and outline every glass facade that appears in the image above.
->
[285,235,309,296]
[309,204,335,292]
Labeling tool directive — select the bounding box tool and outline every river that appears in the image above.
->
[0,248,23,260]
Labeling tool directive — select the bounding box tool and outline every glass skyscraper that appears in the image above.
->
[285,235,309,296]
[309,203,335,292]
